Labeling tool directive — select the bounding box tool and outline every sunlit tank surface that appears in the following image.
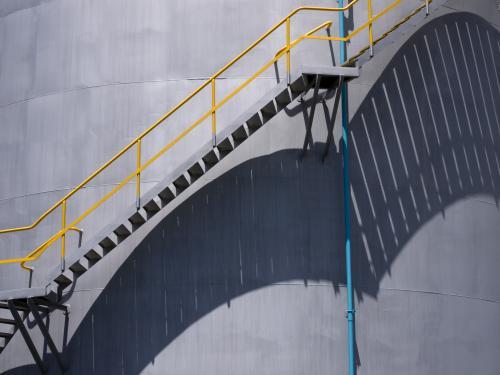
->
[0,0,498,374]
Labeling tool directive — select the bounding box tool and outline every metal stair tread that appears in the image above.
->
[0,318,16,325]
[41,76,295,291]
[0,4,440,364]
[0,288,47,302]
[40,66,359,296]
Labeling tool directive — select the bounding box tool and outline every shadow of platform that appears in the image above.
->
[3,11,499,375]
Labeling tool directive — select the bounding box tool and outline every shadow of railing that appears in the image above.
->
[3,11,499,375]
[348,11,499,301]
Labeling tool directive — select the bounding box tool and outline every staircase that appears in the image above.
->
[0,301,24,354]
[52,67,361,290]
[0,287,68,372]
[0,67,358,370]
[0,0,437,372]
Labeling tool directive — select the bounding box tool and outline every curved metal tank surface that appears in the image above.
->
[0,0,499,374]
[0,0,354,288]
[0,0,423,288]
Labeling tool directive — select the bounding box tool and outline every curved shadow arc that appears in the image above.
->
[3,11,499,375]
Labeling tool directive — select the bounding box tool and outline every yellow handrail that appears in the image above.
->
[0,0,431,271]
[0,1,360,237]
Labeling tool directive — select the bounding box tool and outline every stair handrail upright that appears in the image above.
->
[0,0,431,272]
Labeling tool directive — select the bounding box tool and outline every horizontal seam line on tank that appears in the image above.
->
[0,76,280,109]
[0,179,162,203]
[65,285,500,304]
[1,145,297,202]
[473,199,498,207]
[378,286,499,304]
[350,82,374,86]
[68,282,341,294]
[440,5,500,29]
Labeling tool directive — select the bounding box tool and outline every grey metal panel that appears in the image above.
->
[0,0,351,290]
[0,287,46,301]
[0,1,499,375]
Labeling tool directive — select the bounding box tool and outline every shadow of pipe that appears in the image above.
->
[3,11,499,375]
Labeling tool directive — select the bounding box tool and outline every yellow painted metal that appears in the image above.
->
[275,20,332,60]
[286,17,291,83]
[61,200,67,270]
[304,0,402,42]
[17,226,82,271]
[0,0,432,271]
[0,0,361,238]
[136,139,142,208]
[211,79,216,145]
[368,0,374,55]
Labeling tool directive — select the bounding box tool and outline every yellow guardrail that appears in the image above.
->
[0,0,431,272]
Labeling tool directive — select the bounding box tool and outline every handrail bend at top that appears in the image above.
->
[0,0,432,271]
[0,0,362,237]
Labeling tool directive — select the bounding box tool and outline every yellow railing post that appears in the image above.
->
[211,79,216,146]
[136,139,141,209]
[286,17,291,84]
[0,1,432,271]
[61,200,66,271]
[368,0,374,56]
[425,0,429,15]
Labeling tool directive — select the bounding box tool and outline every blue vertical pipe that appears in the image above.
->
[338,1,355,375]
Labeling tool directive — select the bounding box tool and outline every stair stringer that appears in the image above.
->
[37,67,359,299]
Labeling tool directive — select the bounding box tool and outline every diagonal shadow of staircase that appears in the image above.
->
[0,0,443,371]
[47,67,358,297]
[0,66,359,371]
